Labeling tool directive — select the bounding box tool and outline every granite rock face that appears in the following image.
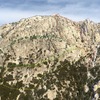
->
[1,58,100,100]
[0,15,100,100]
[0,14,100,66]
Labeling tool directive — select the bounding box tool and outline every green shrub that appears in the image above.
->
[7,62,16,67]
[30,35,37,41]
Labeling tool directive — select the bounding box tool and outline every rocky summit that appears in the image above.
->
[0,14,100,100]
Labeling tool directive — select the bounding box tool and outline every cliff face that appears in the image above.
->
[0,15,100,100]
[0,15,100,66]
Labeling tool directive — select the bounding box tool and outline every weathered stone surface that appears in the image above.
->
[0,15,100,66]
[0,58,100,100]
[0,15,100,100]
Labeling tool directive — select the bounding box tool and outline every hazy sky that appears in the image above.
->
[0,0,100,25]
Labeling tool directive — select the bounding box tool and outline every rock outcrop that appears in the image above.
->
[0,15,100,100]
[0,15,100,66]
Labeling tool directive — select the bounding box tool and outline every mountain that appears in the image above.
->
[0,15,100,100]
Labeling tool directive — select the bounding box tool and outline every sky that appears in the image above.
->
[0,0,100,25]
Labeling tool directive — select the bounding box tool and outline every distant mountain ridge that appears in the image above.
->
[0,15,100,100]
[0,14,100,67]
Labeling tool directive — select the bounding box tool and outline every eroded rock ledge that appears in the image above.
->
[0,57,100,100]
[0,15,100,100]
